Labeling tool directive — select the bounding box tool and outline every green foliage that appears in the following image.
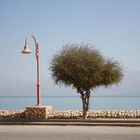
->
[50,43,123,93]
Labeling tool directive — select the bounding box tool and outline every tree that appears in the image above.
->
[50,43,124,119]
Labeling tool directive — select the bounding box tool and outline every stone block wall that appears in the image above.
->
[1,109,140,119]
[0,110,25,119]
[25,106,53,119]
[46,110,140,119]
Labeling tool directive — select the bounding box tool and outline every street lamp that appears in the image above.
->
[21,34,41,106]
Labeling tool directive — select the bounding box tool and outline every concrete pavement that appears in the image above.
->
[0,125,140,140]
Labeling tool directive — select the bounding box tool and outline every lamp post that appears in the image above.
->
[21,34,41,106]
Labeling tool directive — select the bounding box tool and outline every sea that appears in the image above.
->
[0,95,140,110]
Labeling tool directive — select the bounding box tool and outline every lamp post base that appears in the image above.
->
[25,106,53,119]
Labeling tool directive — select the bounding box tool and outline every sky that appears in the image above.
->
[0,0,140,97]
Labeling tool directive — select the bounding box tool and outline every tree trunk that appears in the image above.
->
[81,91,90,119]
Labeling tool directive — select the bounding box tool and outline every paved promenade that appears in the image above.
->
[0,125,140,140]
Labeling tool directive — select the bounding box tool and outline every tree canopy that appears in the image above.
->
[50,44,123,91]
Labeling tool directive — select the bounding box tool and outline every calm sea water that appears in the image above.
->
[0,96,140,110]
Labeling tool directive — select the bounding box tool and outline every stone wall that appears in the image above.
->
[25,106,53,119]
[47,110,140,119]
[0,110,25,119]
[1,109,140,119]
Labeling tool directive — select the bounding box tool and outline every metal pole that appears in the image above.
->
[36,43,40,106]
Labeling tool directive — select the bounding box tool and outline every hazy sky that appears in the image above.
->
[0,0,140,96]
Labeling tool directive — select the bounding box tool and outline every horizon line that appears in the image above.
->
[0,95,140,98]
